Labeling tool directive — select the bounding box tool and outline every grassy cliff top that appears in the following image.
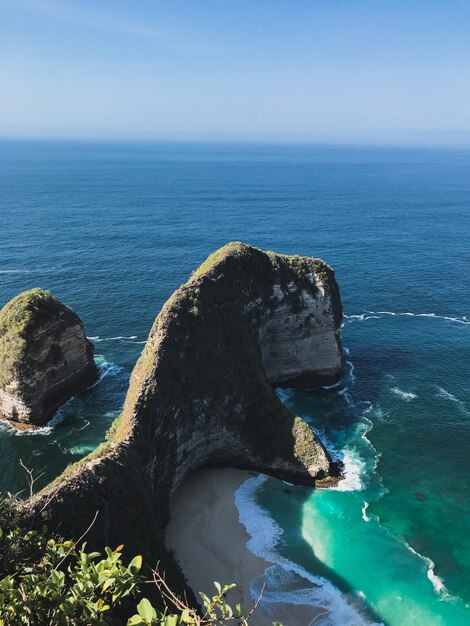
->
[190,241,332,282]
[0,288,77,389]
[190,242,248,280]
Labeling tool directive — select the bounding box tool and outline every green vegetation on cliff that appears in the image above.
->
[0,289,77,390]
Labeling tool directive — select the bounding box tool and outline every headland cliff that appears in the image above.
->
[20,243,344,596]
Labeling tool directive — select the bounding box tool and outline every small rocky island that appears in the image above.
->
[0,288,97,428]
[18,243,344,598]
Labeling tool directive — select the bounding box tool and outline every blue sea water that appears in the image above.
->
[0,140,469,625]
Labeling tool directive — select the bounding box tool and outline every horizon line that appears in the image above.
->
[2,135,470,151]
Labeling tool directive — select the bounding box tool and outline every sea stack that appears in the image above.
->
[0,288,97,428]
[24,243,344,586]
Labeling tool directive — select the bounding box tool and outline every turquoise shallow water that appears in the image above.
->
[0,141,469,624]
[235,311,470,626]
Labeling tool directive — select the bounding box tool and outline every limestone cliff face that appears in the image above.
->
[23,243,344,597]
[0,289,97,427]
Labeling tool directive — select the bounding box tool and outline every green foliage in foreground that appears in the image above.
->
[127,581,279,626]
[0,524,142,625]
[0,511,281,626]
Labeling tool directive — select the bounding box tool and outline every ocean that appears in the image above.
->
[0,140,468,625]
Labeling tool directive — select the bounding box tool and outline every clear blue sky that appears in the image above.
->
[1,0,470,145]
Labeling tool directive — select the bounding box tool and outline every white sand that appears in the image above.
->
[165,468,326,625]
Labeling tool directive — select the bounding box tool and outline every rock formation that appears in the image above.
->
[22,243,344,597]
[0,289,98,428]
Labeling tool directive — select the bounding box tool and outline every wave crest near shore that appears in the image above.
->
[235,475,382,626]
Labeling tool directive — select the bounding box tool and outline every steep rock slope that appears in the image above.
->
[0,289,97,428]
[24,243,344,594]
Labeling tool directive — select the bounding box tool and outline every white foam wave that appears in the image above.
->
[13,397,74,436]
[391,387,418,401]
[235,476,382,625]
[346,360,356,384]
[88,335,139,342]
[361,502,370,522]
[336,387,355,408]
[322,381,343,390]
[402,540,451,600]
[344,310,469,325]
[312,425,366,492]
[333,450,366,492]
[88,363,124,389]
[436,386,469,415]
[11,363,123,436]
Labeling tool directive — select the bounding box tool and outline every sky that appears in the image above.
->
[1,0,470,145]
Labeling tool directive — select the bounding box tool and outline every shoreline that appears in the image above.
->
[165,467,327,625]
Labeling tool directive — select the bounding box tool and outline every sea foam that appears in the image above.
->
[390,387,418,401]
[235,475,383,626]
[88,362,124,388]
[12,362,124,436]
[402,539,452,600]
[344,310,470,326]
[88,335,139,342]
[361,502,370,522]
[436,386,469,415]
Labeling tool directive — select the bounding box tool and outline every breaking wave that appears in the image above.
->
[235,475,382,626]
[402,539,452,600]
[88,335,144,344]
[390,387,418,401]
[88,362,124,389]
[436,386,469,415]
[344,311,469,326]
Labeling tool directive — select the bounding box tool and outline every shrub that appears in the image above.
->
[0,523,142,625]
[0,496,280,626]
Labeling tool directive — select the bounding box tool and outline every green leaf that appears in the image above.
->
[50,570,65,587]
[127,616,145,626]
[180,609,194,624]
[199,591,210,607]
[129,555,143,573]
[101,577,115,591]
[137,597,157,622]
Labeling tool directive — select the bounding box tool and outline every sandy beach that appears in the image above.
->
[165,468,326,626]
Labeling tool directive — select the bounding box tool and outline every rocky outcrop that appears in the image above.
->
[23,243,344,598]
[0,289,97,428]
